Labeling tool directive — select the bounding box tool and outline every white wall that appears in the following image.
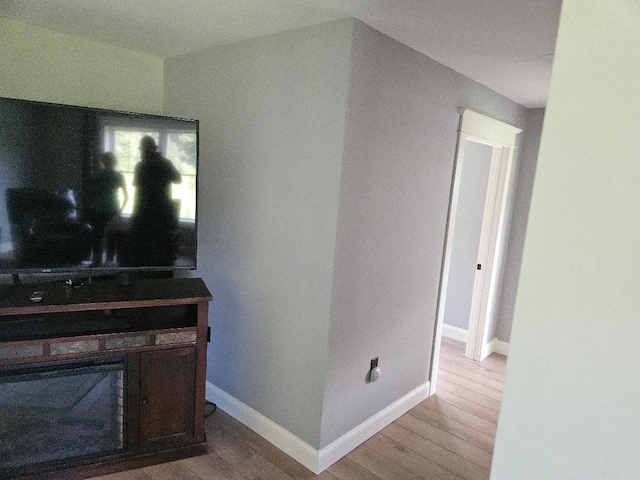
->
[319,21,528,448]
[0,18,164,114]
[491,1,640,478]
[494,108,544,342]
[444,140,493,331]
[164,20,353,448]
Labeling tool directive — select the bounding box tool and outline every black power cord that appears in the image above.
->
[204,400,217,418]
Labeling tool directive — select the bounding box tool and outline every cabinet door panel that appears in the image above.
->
[139,347,195,447]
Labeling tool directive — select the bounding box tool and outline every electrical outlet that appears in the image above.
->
[368,357,381,383]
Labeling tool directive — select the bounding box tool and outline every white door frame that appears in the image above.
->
[430,109,521,393]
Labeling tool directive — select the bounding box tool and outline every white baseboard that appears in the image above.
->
[442,324,469,343]
[316,381,430,472]
[480,337,510,360]
[493,339,510,356]
[205,382,318,471]
[206,380,430,474]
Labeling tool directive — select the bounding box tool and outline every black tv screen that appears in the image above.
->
[0,97,198,274]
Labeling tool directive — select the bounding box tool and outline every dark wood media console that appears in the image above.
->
[0,277,212,480]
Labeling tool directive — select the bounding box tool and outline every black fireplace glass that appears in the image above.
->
[0,356,125,471]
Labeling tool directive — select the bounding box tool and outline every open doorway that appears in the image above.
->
[442,139,493,349]
[431,109,521,393]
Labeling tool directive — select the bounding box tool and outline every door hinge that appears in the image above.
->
[477,264,482,270]
[207,326,211,343]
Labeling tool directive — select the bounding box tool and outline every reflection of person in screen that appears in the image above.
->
[88,152,128,265]
[131,135,182,266]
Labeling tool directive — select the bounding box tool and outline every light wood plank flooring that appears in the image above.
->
[93,337,506,480]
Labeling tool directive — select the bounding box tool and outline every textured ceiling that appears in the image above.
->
[0,0,562,107]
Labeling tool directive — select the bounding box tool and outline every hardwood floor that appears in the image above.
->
[92,337,506,480]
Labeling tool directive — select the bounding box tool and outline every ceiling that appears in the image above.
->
[0,0,561,108]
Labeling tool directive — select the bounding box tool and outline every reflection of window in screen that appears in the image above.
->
[102,128,196,220]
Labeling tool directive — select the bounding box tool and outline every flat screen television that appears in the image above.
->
[0,97,199,275]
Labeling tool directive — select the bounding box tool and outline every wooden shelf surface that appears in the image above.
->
[0,277,212,315]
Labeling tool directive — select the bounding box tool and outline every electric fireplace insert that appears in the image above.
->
[0,355,125,470]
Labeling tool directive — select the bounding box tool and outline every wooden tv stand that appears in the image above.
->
[0,277,212,480]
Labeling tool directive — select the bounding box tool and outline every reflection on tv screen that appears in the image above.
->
[0,97,198,273]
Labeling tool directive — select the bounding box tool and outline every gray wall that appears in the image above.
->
[319,21,528,448]
[492,1,640,477]
[443,140,493,331]
[164,20,353,448]
[494,108,544,342]
[165,18,531,452]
